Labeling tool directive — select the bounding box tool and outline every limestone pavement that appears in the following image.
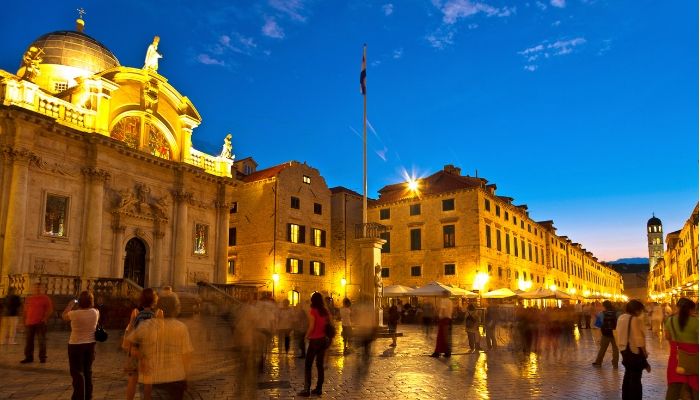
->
[0,316,672,399]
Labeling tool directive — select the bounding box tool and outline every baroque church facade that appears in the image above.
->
[0,18,235,291]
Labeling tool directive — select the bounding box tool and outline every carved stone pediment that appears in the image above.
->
[112,182,169,221]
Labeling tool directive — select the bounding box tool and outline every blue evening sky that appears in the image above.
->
[1,1,697,260]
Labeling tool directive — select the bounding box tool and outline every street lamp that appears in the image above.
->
[272,273,279,300]
[473,272,490,292]
[341,278,347,298]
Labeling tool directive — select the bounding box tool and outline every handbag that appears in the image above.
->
[620,315,647,369]
[669,316,699,375]
[95,324,108,342]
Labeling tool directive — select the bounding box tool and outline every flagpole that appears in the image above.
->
[362,44,367,236]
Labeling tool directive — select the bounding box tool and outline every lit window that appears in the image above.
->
[286,258,303,274]
[303,175,311,184]
[44,194,69,237]
[312,228,326,247]
[288,224,305,243]
[227,259,235,275]
[310,261,325,276]
[288,290,300,306]
[194,224,208,255]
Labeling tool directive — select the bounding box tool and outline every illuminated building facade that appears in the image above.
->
[0,18,234,292]
[648,204,699,303]
[368,165,624,299]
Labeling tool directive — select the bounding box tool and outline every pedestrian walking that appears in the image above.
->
[20,282,53,364]
[298,292,331,397]
[387,301,399,347]
[123,288,162,400]
[651,302,665,337]
[294,302,309,358]
[484,304,497,351]
[277,299,294,354]
[618,299,651,400]
[431,291,453,358]
[124,295,193,400]
[422,302,435,337]
[592,300,619,368]
[574,300,584,329]
[664,297,699,400]
[62,291,99,400]
[582,302,592,329]
[340,298,352,354]
[465,304,481,353]
[0,288,21,345]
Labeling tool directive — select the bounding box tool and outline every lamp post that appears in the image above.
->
[272,273,279,300]
[341,278,347,299]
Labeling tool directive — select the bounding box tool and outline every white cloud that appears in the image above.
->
[426,29,455,49]
[524,65,537,72]
[518,44,545,56]
[551,20,561,26]
[468,23,479,29]
[517,37,585,70]
[550,0,565,8]
[434,0,515,25]
[393,48,403,59]
[237,34,257,49]
[269,0,307,22]
[549,37,585,55]
[196,54,225,66]
[262,17,285,39]
[535,1,547,10]
[382,3,394,16]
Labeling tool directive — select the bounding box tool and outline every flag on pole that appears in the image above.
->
[360,45,367,95]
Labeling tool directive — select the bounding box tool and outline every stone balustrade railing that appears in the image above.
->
[7,273,82,296]
[186,147,233,178]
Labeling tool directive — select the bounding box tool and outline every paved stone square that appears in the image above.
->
[0,316,673,399]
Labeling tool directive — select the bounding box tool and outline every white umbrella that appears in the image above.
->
[382,284,413,296]
[482,288,517,299]
[408,281,478,298]
[517,288,573,300]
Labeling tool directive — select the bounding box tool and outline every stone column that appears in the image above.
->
[355,237,386,309]
[1,148,33,278]
[80,167,110,280]
[151,225,165,287]
[172,190,191,289]
[111,220,125,278]
[215,200,229,284]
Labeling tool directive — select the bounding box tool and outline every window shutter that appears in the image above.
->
[299,260,303,274]
[286,258,291,273]
[321,230,326,247]
[287,224,292,241]
[300,226,306,243]
[320,262,325,276]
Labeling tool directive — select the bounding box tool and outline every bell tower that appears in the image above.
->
[647,214,663,269]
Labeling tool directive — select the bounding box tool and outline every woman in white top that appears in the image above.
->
[617,299,650,400]
[62,291,99,400]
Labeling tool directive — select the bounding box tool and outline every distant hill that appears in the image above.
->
[608,257,649,265]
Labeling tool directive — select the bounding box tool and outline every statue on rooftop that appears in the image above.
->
[20,46,44,81]
[220,133,233,159]
[144,36,162,72]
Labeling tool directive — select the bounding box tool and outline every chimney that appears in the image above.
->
[443,164,461,176]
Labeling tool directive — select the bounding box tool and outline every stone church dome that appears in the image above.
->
[22,30,120,74]
[647,216,662,227]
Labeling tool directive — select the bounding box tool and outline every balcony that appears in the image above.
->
[354,222,390,240]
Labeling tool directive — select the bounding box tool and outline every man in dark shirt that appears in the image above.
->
[1,288,21,344]
[592,300,619,368]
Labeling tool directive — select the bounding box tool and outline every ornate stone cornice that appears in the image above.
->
[30,155,77,177]
[1,146,37,164]
[81,167,111,182]
[171,190,193,203]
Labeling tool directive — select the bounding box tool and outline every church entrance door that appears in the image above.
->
[124,237,146,287]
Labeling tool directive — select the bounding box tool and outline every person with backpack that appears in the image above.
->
[298,292,331,397]
[592,300,619,368]
[664,297,698,400]
[465,303,481,353]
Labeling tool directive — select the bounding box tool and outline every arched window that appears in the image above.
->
[110,116,140,149]
[146,121,171,160]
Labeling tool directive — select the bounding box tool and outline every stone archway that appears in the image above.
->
[123,237,147,287]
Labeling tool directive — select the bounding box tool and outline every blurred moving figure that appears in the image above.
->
[340,298,353,354]
[298,292,330,397]
[650,302,665,337]
[484,304,497,351]
[353,298,377,378]
[664,298,698,400]
[123,288,162,400]
[62,291,99,400]
[0,288,21,345]
[387,301,399,347]
[294,302,309,358]
[21,283,53,364]
[431,291,453,358]
[124,295,193,400]
[465,303,481,353]
[277,299,294,354]
[422,302,435,337]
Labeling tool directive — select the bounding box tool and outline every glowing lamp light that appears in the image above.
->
[341,278,347,287]
[549,285,557,292]
[583,290,591,297]
[272,273,280,283]
[473,272,490,291]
